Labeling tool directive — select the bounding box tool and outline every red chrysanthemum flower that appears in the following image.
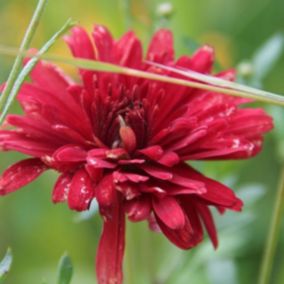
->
[0,26,273,284]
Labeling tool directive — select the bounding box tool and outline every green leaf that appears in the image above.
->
[57,253,73,284]
[252,33,284,81]
[0,18,75,123]
[0,248,13,282]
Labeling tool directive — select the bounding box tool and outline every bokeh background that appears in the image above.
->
[0,0,284,283]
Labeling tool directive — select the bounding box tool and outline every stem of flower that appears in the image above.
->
[0,0,47,113]
[258,166,284,284]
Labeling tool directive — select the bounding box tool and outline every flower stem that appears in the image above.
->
[0,0,47,113]
[258,166,284,284]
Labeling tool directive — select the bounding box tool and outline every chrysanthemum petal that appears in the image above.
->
[64,26,95,59]
[53,145,87,162]
[125,196,151,222]
[188,168,243,211]
[52,173,72,203]
[0,159,47,195]
[196,204,218,248]
[68,169,94,211]
[156,213,202,249]
[92,25,113,61]
[153,196,185,230]
[147,29,174,63]
[96,175,116,210]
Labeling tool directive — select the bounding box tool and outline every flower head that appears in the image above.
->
[0,26,273,284]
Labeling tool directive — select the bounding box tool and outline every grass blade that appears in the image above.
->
[0,18,75,123]
[0,0,47,115]
[1,47,284,107]
[145,60,284,105]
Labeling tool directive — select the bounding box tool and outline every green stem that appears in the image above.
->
[0,0,47,112]
[0,18,75,123]
[258,166,284,284]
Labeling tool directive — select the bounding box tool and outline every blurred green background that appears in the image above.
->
[0,0,284,283]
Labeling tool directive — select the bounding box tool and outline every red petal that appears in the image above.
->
[197,204,218,248]
[190,46,214,73]
[52,173,72,203]
[113,171,149,183]
[0,159,47,195]
[141,165,173,180]
[147,29,174,63]
[153,196,185,230]
[96,175,116,210]
[115,182,140,200]
[139,146,163,160]
[156,214,202,249]
[96,194,125,284]
[25,60,73,95]
[92,25,113,61]
[114,31,143,67]
[170,164,205,192]
[125,197,151,222]
[87,157,116,169]
[53,145,87,162]
[68,169,94,211]
[64,26,95,59]
[189,168,243,211]
[158,151,180,167]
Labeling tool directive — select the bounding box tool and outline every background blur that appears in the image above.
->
[0,0,284,283]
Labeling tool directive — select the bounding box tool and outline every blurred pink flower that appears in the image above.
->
[0,25,273,284]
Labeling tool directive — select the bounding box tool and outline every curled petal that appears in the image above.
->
[52,173,72,203]
[96,175,116,217]
[125,197,151,222]
[156,214,202,249]
[68,169,94,211]
[153,196,185,230]
[53,145,87,162]
[0,159,47,195]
